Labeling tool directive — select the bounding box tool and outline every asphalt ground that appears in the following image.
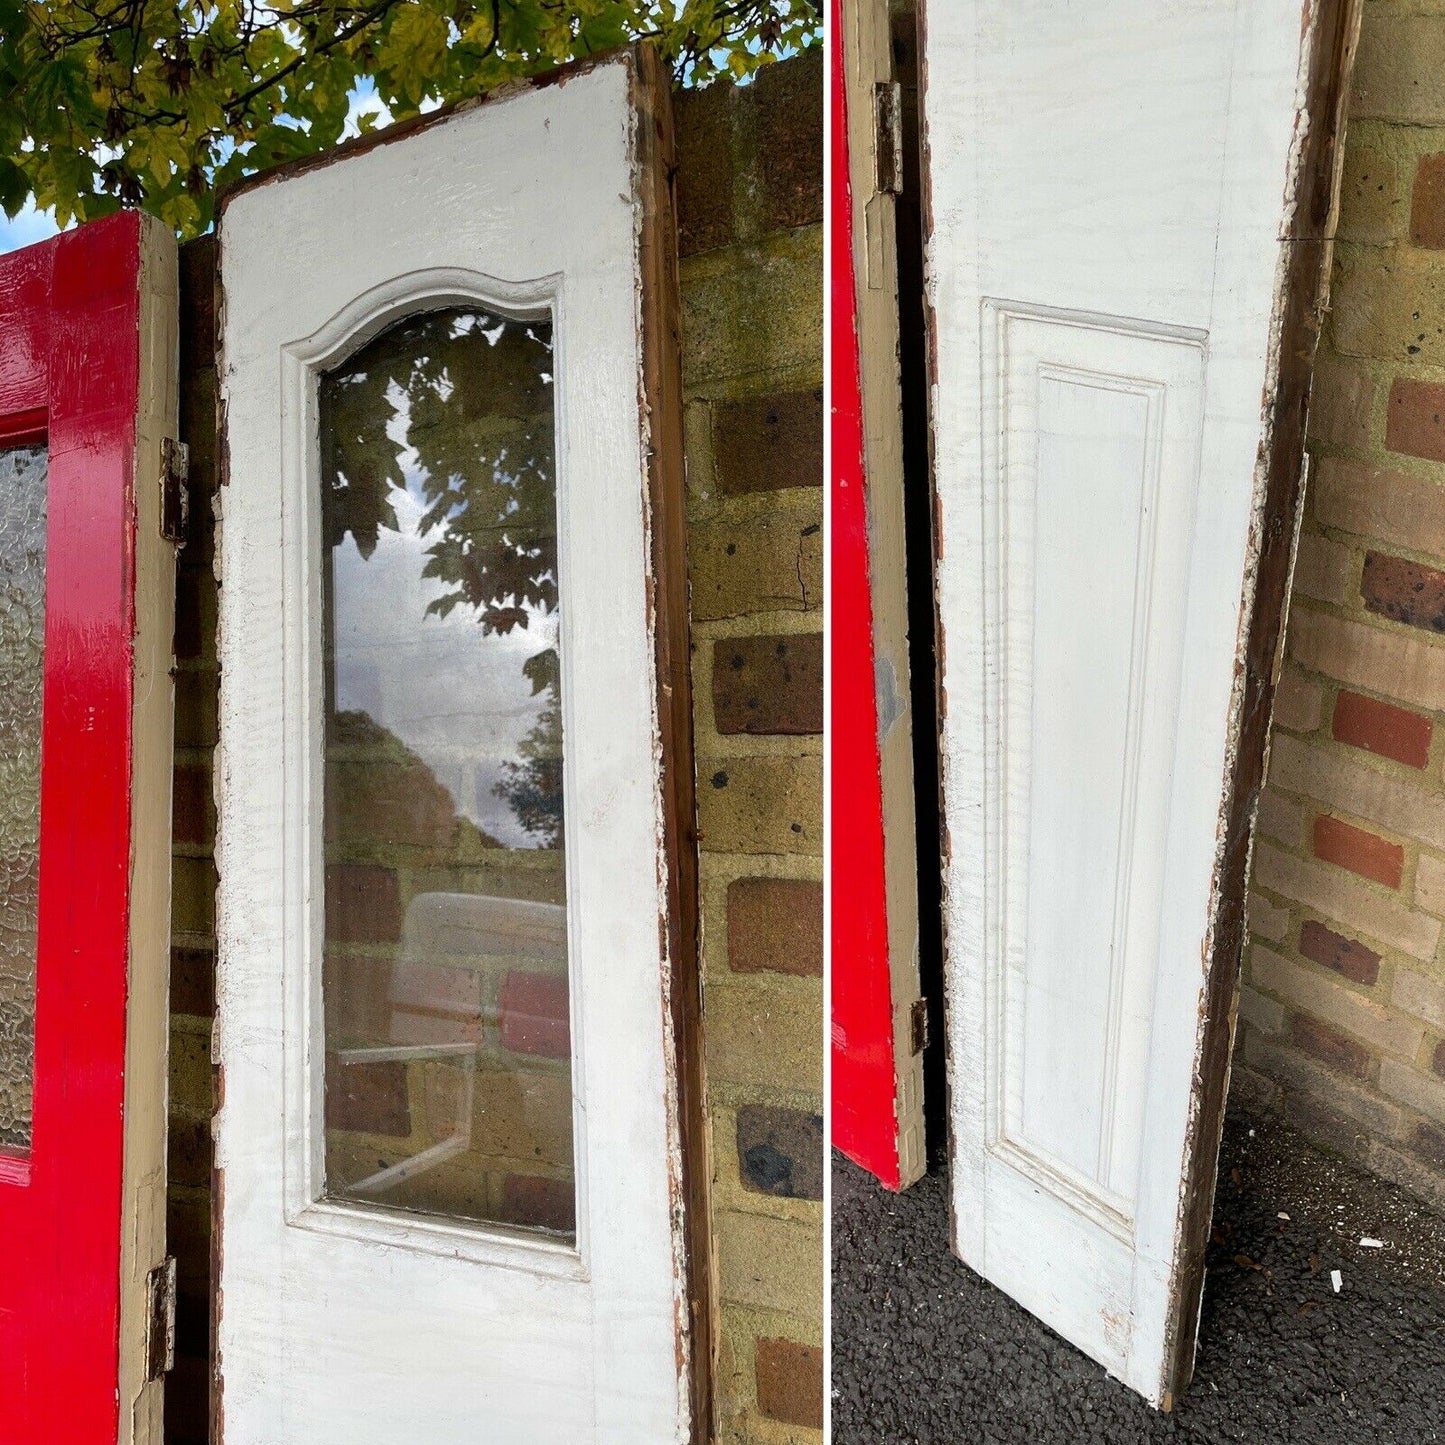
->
[832,1111,1445,1443]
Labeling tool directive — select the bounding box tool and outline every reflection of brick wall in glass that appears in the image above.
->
[318,308,573,1238]
[0,444,46,1155]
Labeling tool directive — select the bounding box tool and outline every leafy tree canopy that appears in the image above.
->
[0,0,819,237]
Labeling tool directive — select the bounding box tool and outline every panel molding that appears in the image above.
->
[979,300,1207,1234]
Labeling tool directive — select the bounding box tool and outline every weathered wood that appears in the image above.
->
[919,0,1360,1406]
[214,48,700,1441]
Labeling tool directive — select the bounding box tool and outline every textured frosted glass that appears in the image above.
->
[0,444,46,1154]
[318,308,574,1239]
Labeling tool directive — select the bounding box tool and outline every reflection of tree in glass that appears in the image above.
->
[320,307,563,848]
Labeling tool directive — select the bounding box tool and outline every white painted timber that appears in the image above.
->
[922,0,1322,1404]
[214,57,688,1442]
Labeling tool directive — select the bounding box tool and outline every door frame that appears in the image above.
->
[913,0,1363,1404]
[208,44,712,1439]
[0,210,178,1444]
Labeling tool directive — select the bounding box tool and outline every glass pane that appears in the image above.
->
[319,308,573,1239]
[0,443,46,1155]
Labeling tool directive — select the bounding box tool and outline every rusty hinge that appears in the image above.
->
[144,1256,177,1382]
[910,997,929,1056]
[875,81,904,197]
[160,438,190,546]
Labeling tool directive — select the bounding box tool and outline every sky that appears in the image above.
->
[0,80,393,255]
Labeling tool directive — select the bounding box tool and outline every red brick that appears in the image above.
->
[727,877,823,976]
[1290,1014,1372,1079]
[388,959,484,1047]
[325,1057,412,1137]
[1433,1037,1445,1077]
[1331,688,1434,768]
[172,762,212,846]
[1387,378,1445,462]
[325,863,402,944]
[1313,814,1405,890]
[499,1173,575,1234]
[1298,919,1382,987]
[712,389,823,495]
[755,1337,823,1430]
[1362,551,1445,634]
[1411,154,1445,248]
[713,633,823,735]
[498,970,570,1059]
[736,1105,823,1200]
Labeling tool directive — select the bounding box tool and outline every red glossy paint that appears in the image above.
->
[0,211,146,1443]
[829,5,903,1190]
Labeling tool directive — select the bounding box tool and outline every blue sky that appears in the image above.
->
[0,200,59,254]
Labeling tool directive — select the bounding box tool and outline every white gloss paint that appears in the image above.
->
[214,57,688,1442]
[921,0,1321,1404]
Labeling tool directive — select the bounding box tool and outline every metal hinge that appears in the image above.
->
[144,1256,177,1382]
[875,81,904,197]
[160,439,190,546]
[910,997,929,1056]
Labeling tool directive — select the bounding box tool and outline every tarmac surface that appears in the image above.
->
[832,1111,1445,1443]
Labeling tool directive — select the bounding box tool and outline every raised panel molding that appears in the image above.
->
[981,302,1207,1233]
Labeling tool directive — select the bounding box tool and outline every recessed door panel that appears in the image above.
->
[921,0,1358,1406]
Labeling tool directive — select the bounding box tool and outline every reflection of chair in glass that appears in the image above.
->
[338,893,568,1201]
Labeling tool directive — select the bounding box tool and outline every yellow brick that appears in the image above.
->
[1289,607,1445,719]
[1271,669,1324,734]
[699,756,822,856]
[1269,734,1445,853]
[1292,532,1354,608]
[716,1210,823,1319]
[1254,842,1440,960]
[1252,944,1424,1059]
[1392,968,1445,1031]
[706,979,823,1097]
[1353,14,1445,124]
[1313,457,1445,555]
[1417,852,1445,918]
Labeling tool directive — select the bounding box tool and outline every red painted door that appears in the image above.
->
[0,211,178,1444]
[831,0,925,1189]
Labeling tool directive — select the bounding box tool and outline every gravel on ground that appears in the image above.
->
[832,1111,1445,1444]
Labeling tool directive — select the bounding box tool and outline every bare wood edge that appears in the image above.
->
[117,211,180,1445]
[200,227,229,1445]
[845,0,926,1188]
[1160,0,1363,1406]
[909,0,959,1248]
[630,44,715,1444]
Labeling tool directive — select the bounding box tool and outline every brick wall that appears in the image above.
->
[676,52,825,1443]
[160,52,823,1444]
[1237,0,1445,1213]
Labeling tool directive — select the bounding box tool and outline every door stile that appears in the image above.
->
[630,45,715,1440]
[0,210,178,1445]
[1161,0,1362,1402]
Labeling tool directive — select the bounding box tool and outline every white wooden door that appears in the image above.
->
[921,0,1356,1405]
[213,51,702,1443]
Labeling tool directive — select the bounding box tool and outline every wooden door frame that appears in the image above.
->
[208,44,712,1440]
[0,210,178,1444]
[912,0,1363,1403]
[831,0,926,1191]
